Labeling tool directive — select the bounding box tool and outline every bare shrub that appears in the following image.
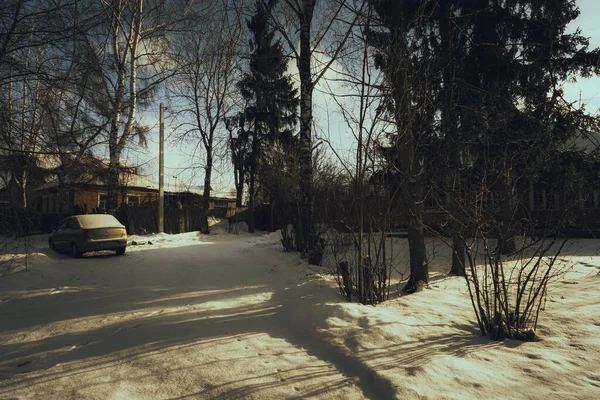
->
[322,193,398,304]
[280,224,296,252]
[450,158,584,341]
[463,234,569,341]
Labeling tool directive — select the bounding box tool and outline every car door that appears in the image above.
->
[53,219,73,251]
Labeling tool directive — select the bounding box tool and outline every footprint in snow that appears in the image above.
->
[526,353,541,360]
[17,360,32,368]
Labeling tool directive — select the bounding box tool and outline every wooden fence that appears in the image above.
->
[117,204,206,235]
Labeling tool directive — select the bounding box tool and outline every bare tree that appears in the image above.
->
[317,0,412,303]
[364,1,440,293]
[169,1,244,233]
[0,1,92,207]
[68,0,183,215]
[0,1,76,83]
[265,0,363,256]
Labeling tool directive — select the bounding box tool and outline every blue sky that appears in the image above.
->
[136,1,600,196]
[563,0,600,113]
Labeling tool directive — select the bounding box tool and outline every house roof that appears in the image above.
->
[36,178,210,195]
[564,130,600,153]
[3,153,211,195]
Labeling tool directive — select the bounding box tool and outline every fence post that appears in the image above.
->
[158,103,165,232]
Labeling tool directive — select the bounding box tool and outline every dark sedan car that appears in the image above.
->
[48,214,127,257]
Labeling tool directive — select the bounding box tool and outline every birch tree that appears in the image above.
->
[266,0,362,256]
[81,0,179,214]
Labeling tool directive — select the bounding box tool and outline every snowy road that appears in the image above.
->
[0,228,389,399]
[1,225,599,399]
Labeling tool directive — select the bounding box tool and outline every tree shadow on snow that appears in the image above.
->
[0,238,504,399]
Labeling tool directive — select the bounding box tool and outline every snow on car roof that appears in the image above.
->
[74,214,124,229]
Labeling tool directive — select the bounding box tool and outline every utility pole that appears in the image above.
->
[159,103,165,233]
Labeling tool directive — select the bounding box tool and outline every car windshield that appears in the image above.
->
[75,215,123,229]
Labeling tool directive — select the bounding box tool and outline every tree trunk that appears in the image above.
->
[248,144,256,233]
[235,171,244,208]
[107,153,119,215]
[231,134,245,208]
[403,192,429,292]
[295,0,315,255]
[248,82,263,234]
[21,170,27,208]
[106,0,142,217]
[450,229,466,276]
[438,0,465,276]
[395,94,428,291]
[12,169,28,208]
[201,150,212,234]
[396,133,428,292]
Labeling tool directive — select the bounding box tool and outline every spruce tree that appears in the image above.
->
[237,0,298,233]
[366,0,600,286]
[450,0,600,253]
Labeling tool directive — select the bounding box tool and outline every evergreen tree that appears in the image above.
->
[450,0,600,253]
[366,0,600,286]
[237,0,298,233]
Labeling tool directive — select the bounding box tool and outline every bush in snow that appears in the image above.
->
[462,234,570,341]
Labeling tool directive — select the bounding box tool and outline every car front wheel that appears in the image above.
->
[49,238,56,252]
[71,243,82,258]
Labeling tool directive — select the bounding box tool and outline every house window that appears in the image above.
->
[541,190,556,210]
[98,194,107,212]
[532,185,558,210]
[127,195,140,207]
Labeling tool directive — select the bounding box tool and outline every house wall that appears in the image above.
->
[73,187,159,212]
[38,184,236,214]
[73,189,101,212]
[211,198,237,209]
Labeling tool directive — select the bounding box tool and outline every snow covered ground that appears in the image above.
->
[0,221,599,399]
